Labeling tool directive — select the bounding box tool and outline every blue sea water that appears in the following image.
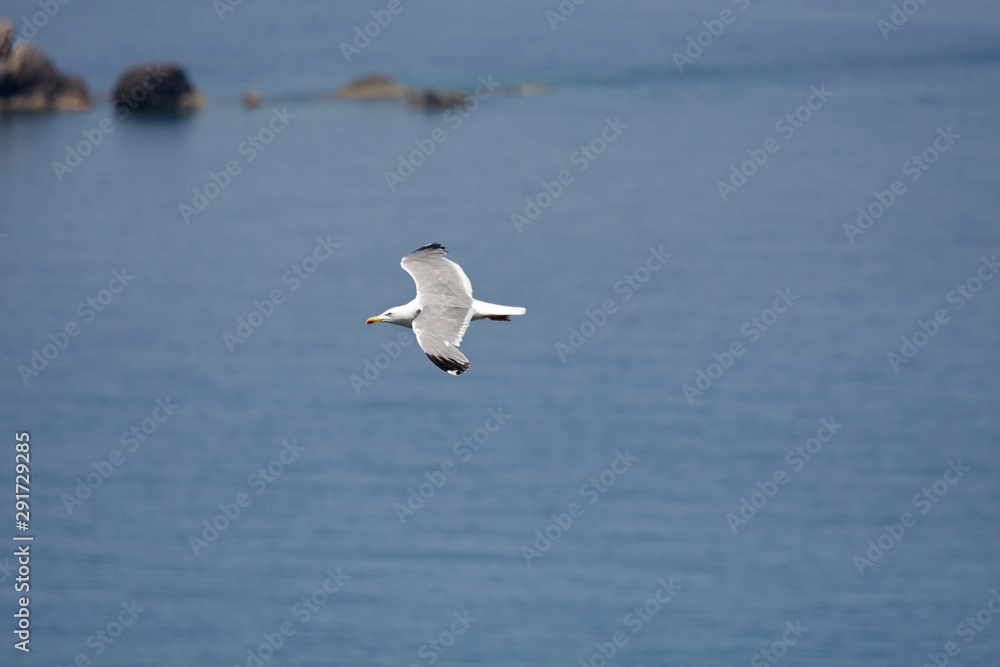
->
[1,1,1000,665]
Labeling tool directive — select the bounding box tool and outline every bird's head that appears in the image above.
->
[366,302,418,326]
[365,310,392,325]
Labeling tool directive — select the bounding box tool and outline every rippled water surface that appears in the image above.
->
[1,1,999,665]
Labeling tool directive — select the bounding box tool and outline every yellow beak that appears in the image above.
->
[366,317,382,324]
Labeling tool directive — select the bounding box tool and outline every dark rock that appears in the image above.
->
[0,19,91,111]
[112,63,204,114]
[406,89,468,110]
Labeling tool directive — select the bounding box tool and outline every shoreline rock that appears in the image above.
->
[0,19,91,112]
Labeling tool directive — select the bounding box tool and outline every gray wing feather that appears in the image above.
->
[401,245,475,374]
[401,245,473,307]
[414,325,471,375]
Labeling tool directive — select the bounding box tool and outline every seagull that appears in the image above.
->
[366,244,525,375]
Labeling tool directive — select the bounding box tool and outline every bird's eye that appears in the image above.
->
[386,312,393,316]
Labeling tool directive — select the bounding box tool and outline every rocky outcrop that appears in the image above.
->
[333,73,406,100]
[0,20,91,111]
[333,72,471,110]
[112,63,205,113]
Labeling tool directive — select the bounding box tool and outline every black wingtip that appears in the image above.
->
[412,243,446,254]
[426,354,469,375]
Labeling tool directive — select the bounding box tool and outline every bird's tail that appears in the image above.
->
[472,300,526,321]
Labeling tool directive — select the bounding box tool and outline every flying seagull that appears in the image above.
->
[366,244,525,375]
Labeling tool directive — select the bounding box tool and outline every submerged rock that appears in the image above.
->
[331,72,548,110]
[0,20,91,111]
[241,90,264,108]
[112,63,205,114]
[512,82,550,96]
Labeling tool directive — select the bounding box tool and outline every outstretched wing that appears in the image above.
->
[401,244,475,375]
[413,316,472,375]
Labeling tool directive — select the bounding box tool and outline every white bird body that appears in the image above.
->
[373,298,526,327]
[366,244,525,375]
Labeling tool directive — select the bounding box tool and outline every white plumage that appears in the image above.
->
[366,244,525,375]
